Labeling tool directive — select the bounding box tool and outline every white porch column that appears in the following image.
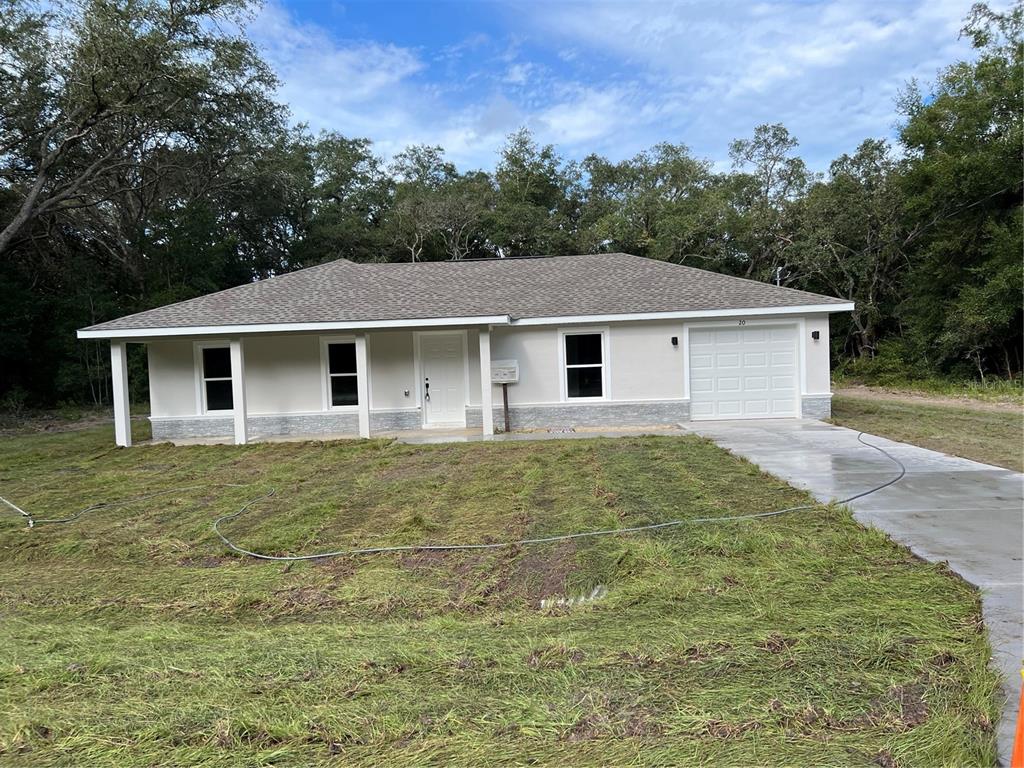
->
[355,333,370,438]
[478,328,494,436]
[110,340,131,447]
[229,338,247,445]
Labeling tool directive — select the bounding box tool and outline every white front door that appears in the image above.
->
[420,333,467,426]
[689,324,799,420]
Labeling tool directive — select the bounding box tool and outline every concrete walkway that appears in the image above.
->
[687,419,1023,764]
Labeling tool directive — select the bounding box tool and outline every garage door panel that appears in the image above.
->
[691,377,714,393]
[691,353,713,369]
[689,325,799,420]
[691,401,714,418]
[717,400,742,417]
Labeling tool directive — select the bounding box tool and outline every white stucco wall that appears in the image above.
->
[804,315,832,394]
[145,314,834,421]
[489,321,685,405]
[609,321,685,400]
[369,331,416,410]
[148,341,197,417]
[243,334,322,415]
[490,326,561,404]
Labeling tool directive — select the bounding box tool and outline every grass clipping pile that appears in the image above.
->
[0,427,1001,767]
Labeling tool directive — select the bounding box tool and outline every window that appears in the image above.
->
[564,332,604,399]
[201,346,233,412]
[326,342,358,407]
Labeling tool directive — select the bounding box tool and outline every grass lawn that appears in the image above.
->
[0,425,999,766]
[832,394,1024,473]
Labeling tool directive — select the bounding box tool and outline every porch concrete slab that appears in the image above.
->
[687,419,1023,765]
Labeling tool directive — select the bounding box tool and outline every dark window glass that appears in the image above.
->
[565,334,602,365]
[567,366,603,398]
[205,380,234,411]
[331,375,358,406]
[203,346,232,379]
[328,343,356,374]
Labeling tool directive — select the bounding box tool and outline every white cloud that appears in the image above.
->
[244,0,990,171]
[518,0,982,166]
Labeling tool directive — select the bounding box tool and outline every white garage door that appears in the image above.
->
[689,325,799,420]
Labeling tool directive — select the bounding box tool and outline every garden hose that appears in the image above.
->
[3,432,905,561]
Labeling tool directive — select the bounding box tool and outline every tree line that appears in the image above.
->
[1,0,1020,407]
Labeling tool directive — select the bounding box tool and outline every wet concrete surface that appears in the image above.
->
[687,419,1023,764]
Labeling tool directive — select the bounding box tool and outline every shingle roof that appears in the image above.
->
[81,253,850,333]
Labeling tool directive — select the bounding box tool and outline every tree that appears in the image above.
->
[0,0,282,258]
[792,140,910,358]
[728,124,813,281]
[491,128,581,257]
[386,145,455,261]
[579,143,715,260]
[435,171,494,260]
[896,1,1023,376]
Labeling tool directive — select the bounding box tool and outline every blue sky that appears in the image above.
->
[247,0,982,172]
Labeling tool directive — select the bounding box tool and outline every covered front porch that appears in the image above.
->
[107,325,500,447]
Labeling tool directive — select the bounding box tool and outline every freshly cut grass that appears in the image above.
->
[832,394,1024,472]
[0,425,999,766]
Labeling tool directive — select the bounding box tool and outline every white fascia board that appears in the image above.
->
[511,303,855,327]
[77,315,512,340]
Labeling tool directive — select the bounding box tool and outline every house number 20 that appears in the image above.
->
[737,319,746,325]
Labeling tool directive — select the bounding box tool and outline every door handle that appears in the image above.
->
[424,377,430,402]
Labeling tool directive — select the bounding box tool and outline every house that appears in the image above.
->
[77,253,854,446]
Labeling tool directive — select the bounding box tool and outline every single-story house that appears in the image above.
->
[77,253,854,446]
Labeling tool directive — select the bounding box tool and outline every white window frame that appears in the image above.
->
[193,340,233,415]
[558,327,610,402]
[319,335,360,412]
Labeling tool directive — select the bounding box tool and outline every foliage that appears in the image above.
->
[1,0,1021,405]
[0,427,1000,764]
[792,140,909,358]
[896,1,1023,378]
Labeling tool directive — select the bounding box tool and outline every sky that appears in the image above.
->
[246,0,984,172]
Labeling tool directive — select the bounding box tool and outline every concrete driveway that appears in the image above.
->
[687,419,1023,763]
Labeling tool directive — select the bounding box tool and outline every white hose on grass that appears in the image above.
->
[4,433,905,562]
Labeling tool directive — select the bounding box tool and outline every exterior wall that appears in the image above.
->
[244,334,322,414]
[468,401,690,431]
[490,320,685,406]
[144,313,837,440]
[149,341,199,417]
[369,331,416,410]
[804,315,832,395]
[490,326,560,404]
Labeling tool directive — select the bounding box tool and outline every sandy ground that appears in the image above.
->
[834,385,1023,413]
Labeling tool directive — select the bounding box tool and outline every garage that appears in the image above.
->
[689,325,799,420]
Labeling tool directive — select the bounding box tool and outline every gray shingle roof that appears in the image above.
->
[81,253,850,333]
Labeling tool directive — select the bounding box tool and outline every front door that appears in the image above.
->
[420,333,466,427]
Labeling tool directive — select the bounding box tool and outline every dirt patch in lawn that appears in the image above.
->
[835,385,1022,413]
